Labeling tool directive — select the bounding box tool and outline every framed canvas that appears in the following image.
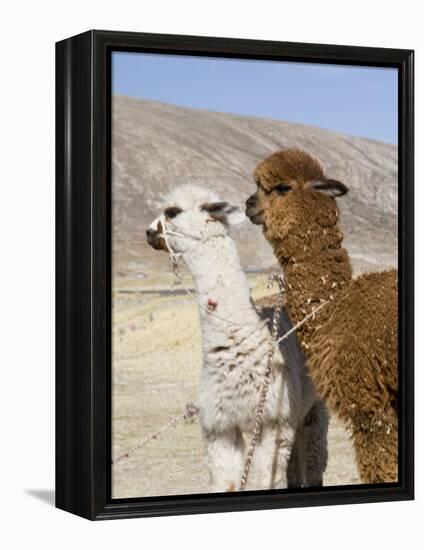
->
[56,30,414,520]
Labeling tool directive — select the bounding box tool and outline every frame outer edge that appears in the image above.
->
[56,30,415,520]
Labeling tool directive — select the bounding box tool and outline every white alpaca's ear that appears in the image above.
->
[201,202,246,225]
[310,179,348,197]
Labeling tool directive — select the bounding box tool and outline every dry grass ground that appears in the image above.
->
[112,272,360,498]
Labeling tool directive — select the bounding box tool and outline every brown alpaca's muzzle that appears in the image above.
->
[245,193,265,226]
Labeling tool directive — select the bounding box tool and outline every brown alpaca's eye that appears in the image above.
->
[164,206,182,219]
[274,183,291,194]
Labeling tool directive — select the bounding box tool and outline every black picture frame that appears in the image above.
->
[56,29,414,520]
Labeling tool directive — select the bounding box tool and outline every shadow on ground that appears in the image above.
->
[26,489,55,507]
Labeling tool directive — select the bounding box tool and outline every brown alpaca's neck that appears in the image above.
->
[273,226,352,351]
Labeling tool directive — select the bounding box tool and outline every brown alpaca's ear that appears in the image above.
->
[310,179,348,197]
[201,202,245,225]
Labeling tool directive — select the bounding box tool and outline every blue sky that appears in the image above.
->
[112,52,398,144]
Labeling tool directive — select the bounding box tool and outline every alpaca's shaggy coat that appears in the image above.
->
[147,185,328,492]
[246,148,398,483]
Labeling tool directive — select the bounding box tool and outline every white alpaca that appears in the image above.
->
[146,185,328,492]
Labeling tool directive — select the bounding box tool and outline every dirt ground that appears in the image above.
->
[111,271,361,498]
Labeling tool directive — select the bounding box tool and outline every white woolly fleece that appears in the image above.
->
[148,184,327,491]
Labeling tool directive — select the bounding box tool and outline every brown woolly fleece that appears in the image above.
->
[250,148,398,484]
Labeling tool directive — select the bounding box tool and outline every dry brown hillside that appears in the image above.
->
[112,95,397,276]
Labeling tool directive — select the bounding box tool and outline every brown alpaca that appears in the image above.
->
[246,148,398,484]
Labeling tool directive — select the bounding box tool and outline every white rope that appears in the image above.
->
[239,281,283,490]
[161,217,329,490]
[112,403,199,465]
[112,221,329,466]
[161,214,330,346]
[273,300,328,348]
[162,215,329,342]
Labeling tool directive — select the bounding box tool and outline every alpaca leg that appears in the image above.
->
[287,427,307,488]
[246,422,295,490]
[203,428,245,492]
[303,400,329,487]
[353,425,398,484]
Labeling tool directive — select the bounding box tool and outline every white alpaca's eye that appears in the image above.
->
[164,206,183,219]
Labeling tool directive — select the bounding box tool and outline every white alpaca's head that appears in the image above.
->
[146,184,245,254]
